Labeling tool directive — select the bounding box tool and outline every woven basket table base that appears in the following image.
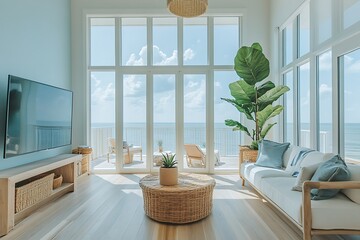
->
[139,173,216,224]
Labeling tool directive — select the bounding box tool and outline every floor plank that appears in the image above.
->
[2,174,360,240]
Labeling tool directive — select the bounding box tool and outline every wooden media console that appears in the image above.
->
[0,154,81,236]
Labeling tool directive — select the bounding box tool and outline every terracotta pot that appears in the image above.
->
[159,167,178,186]
[159,146,163,153]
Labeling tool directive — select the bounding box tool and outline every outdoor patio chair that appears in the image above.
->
[107,138,142,164]
[184,144,206,167]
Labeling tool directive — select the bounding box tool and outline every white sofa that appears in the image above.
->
[240,145,360,240]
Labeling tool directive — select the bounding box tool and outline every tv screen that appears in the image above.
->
[4,75,73,158]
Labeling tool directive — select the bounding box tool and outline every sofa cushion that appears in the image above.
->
[255,140,290,169]
[241,163,291,188]
[311,155,351,200]
[286,147,314,174]
[311,193,360,230]
[292,163,321,192]
[258,177,360,230]
[342,164,360,204]
[260,177,303,224]
[283,146,302,169]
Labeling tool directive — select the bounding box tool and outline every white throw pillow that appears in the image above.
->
[291,163,321,192]
[342,164,360,204]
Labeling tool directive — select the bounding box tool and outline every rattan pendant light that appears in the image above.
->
[167,0,208,18]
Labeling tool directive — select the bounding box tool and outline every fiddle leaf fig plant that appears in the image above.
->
[221,42,290,150]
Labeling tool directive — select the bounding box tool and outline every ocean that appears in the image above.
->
[92,122,360,160]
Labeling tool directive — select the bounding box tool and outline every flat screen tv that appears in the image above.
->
[4,75,73,158]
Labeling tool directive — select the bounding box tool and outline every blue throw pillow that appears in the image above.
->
[310,155,351,200]
[255,140,290,169]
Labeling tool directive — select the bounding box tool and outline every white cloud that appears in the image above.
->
[183,48,195,61]
[124,75,145,97]
[318,51,332,70]
[126,45,178,66]
[186,80,199,88]
[91,82,115,105]
[319,83,332,95]
[184,79,206,109]
[126,46,147,66]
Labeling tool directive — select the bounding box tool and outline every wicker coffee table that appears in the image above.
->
[139,173,216,224]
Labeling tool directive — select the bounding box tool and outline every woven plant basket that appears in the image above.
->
[53,174,63,189]
[15,173,54,213]
[239,146,258,164]
[72,147,92,155]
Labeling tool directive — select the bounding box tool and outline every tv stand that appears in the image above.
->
[0,154,81,236]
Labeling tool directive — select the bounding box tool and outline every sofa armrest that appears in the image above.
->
[302,181,360,240]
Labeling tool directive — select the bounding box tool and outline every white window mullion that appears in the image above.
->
[309,55,317,150]
[176,72,184,172]
[294,67,300,146]
[147,73,153,173]
[115,18,122,173]
[207,71,214,173]
[178,17,183,67]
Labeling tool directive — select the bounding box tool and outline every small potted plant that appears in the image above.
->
[158,140,163,153]
[159,153,178,186]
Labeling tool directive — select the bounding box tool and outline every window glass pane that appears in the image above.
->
[90,72,115,171]
[341,48,360,161]
[122,18,147,66]
[214,17,239,65]
[90,18,115,66]
[299,62,310,148]
[214,71,240,170]
[184,74,206,168]
[299,5,310,57]
[318,51,332,153]
[183,17,207,65]
[153,75,175,168]
[343,0,360,29]
[283,23,293,66]
[123,74,146,168]
[314,0,332,44]
[284,71,294,143]
[153,18,178,66]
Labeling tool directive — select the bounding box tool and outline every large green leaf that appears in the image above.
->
[221,98,254,120]
[229,80,255,103]
[234,45,270,85]
[258,85,290,111]
[257,105,284,129]
[260,123,277,139]
[256,81,275,98]
[225,119,251,138]
[251,42,262,52]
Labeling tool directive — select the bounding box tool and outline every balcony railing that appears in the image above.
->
[90,126,241,159]
[90,127,332,160]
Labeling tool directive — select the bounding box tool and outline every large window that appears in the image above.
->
[340,48,360,161]
[281,0,360,162]
[89,16,242,173]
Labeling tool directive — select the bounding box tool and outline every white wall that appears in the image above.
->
[0,0,71,170]
[70,0,271,147]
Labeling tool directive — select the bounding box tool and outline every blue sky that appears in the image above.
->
[90,17,239,124]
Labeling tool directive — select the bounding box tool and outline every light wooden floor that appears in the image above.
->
[2,174,360,240]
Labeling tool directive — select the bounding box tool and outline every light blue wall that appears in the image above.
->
[0,0,71,170]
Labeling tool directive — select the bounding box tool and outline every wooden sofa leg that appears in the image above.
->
[241,177,245,186]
